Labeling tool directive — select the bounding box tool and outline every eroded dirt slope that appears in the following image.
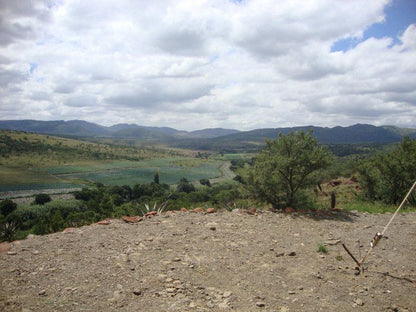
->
[1,210,415,312]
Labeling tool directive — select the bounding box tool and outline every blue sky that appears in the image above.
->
[332,0,416,52]
[0,0,415,130]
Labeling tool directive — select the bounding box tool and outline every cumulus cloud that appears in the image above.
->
[0,0,415,130]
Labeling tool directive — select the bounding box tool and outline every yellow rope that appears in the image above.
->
[358,180,416,267]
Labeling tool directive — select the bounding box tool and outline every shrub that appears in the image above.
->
[0,199,17,216]
[34,193,52,205]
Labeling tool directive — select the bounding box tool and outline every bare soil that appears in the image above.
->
[1,210,415,312]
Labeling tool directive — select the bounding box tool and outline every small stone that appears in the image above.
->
[38,289,47,296]
[97,220,110,225]
[133,290,142,296]
[32,250,40,255]
[166,288,176,293]
[206,208,216,213]
[210,226,216,231]
[354,298,364,306]
[288,290,296,295]
[180,208,188,212]
[218,301,229,309]
[276,252,285,257]
[288,251,296,256]
[247,206,257,215]
[256,301,266,307]
[7,251,17,255]
[173,257,181,262]
[189,302,197,308]
[222,291,232,298]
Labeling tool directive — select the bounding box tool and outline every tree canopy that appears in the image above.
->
[250,131,332,209]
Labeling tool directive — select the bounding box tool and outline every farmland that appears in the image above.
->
[0,131,227,194]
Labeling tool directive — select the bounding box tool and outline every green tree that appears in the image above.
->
[154,172,160,184]
[0,199,17,216]
[34,193,51,205]
[199,178,211,187]
[359,137,416,204]
[177,178,195,193]
[249,131,332,209]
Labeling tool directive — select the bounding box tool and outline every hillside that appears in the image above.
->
[1,210,415,311]
[0,120,415,151]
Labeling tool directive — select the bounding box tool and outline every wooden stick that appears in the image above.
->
[342,243,361,268]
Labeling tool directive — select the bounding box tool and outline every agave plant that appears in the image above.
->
[0,221,18,242]
[142,201,169,215]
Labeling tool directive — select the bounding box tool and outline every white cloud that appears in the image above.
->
[0,0,415,131]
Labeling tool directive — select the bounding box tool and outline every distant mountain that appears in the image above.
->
[0,120,109,137]
[190,128,240,138]
[172,124,415,152]
[0,119,235,141]
[0,120,415,152]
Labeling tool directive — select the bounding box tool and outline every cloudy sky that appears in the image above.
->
[0,0,415,131]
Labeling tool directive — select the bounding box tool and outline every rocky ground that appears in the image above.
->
[1,209,415,312]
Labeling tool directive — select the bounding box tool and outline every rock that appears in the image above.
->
[222,291,232,298]
[133,290,142,296]
[0,241,11,253]
[218,301,229,309]
[256,301,266,307]
[354,298,364,306]
[288,290,296,294]
[276,252,285,257]
[145,211,158,217]
[326,239,341,246]
[247,206,257,215]
[97,220,110,225]
[288,251,297,256]
[172,257,181,262]
[26,234,36,239]
[192,207,205,213]
[206,208,216,213]
[38,289,47,296]
[284,207,294,213]
[7,251,17,255]
[180,207,188,212]
[189,302,197,308]
[62,227,76,233]
[122,216,142,223]
[210,226,216,231]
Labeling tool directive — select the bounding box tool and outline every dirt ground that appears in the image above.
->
[1,209,415,312]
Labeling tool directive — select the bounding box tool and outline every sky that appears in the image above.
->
[0,0,415,131]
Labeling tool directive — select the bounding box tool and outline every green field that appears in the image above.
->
[44,158,224,186]
[0,158,225,192]
[0,131,230,192]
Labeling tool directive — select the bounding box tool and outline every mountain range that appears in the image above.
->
[0,119,415,152]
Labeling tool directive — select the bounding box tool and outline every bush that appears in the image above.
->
[359,137,416,205]
[0,199,17,216]
[34,193,52,205]
[177,178,195,193]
